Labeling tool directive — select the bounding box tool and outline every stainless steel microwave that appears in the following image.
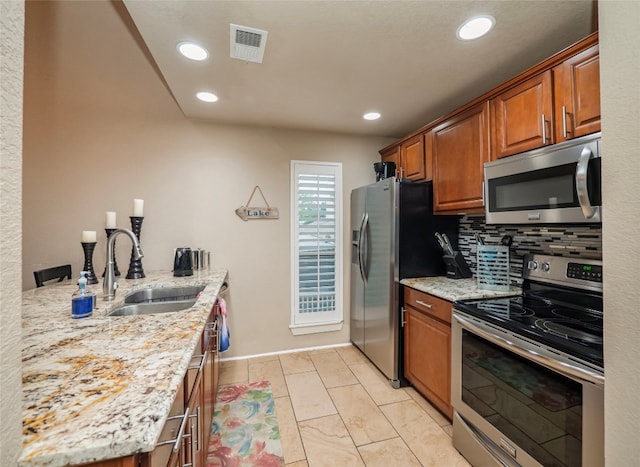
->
[484,132,601,224]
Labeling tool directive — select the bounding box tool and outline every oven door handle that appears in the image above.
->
[454,313,605,386]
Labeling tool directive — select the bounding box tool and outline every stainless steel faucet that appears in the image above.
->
[103,228,144,300]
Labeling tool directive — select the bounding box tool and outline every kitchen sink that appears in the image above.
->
[108,285,206,316]
[124,285,206,304]
[108,299,197,317]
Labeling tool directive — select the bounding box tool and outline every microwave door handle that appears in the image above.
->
[576,147,596,219]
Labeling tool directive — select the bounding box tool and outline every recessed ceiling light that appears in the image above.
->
[196,91,219,103]
[363,112,381,121]
[457,15,495,41]
[177,41,209,61]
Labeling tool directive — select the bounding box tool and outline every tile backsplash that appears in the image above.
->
[457,215,602,285]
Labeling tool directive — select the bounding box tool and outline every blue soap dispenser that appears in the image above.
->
[71,271,94,319]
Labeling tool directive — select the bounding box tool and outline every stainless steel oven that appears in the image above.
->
[452,254,604,467]
[484,132,601,224]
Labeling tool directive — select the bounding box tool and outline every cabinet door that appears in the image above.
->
[380,145,400,171]
[187,381,204,467]
[554,44,600,141]
[432,101,490,214]
[492,70,553,158]
[404,305,452,419]
[400,134,426,181]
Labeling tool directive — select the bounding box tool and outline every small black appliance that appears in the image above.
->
[173,247,193,277]
[373,161,396,181]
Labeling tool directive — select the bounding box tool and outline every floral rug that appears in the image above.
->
[206,381,284,467]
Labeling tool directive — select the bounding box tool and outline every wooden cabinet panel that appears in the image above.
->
[554,44,600,141]
[492,70,553,159]
[401,134,426,181]
[432,101,490,214]
[405,286,452,324]
[404,299,452,420]
[380,145,400,170]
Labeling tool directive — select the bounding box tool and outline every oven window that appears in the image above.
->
[461,330,582,467]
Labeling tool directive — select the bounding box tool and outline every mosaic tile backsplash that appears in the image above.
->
[456,215,602,285]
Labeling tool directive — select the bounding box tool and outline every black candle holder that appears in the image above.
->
[81,241,99,285]
[126,216,145,279]
[102,228,121,278]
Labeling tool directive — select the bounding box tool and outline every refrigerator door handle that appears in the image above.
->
[358,212,368,284]
[358,212,369,285]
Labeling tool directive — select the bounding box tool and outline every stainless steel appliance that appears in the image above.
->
[350,178,458,387]
[484,132,601,224]
[452,254,604,467]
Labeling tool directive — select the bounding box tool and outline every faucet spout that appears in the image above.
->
[103,228,144,300]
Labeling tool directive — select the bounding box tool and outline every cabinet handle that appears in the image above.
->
[189,406,200,463]
[415,300,432,308]
[541,114,550,144]
[188,354,205,370]
[401,307,406,327]
[156,407,190,453]
[562,105,572,138]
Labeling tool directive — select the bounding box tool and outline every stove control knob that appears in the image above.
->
[527,260,538,270]
[541,262,551,272]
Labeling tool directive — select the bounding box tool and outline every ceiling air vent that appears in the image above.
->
[230,24,268,64]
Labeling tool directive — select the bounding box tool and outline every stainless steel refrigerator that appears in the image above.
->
[350,177,459,387]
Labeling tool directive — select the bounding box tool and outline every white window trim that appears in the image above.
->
[290,160,343,334]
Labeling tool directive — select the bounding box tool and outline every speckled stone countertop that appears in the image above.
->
[401,276,521,302]
[19,268,228,467]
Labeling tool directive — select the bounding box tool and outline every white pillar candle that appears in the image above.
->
[133,198,144,217]
[82,230,97,243]
[105,211,117,228]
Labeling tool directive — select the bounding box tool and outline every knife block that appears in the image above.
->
[443,252,472,279]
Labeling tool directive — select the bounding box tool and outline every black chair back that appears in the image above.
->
[34,264,72,288]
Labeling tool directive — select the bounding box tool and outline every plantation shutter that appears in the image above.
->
[291,161,342,328]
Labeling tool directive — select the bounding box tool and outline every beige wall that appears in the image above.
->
[0,1,24,464]
[22,1,392,357]
[600,1,640,464]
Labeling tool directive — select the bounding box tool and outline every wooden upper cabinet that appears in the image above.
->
[432,101,490,214]
[554,44,601,142]
[491,70,554,159]
[380,145,400,171]
[400,133,428,181]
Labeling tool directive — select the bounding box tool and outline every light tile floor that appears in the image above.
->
[218,345,470,467]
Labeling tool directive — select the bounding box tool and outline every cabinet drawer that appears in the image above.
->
[404,287,452,324]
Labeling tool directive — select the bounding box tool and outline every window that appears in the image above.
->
[290,161,343,334]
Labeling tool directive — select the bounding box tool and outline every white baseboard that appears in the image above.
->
[219,341,353,362]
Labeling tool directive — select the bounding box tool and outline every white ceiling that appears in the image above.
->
[122,1,595,138]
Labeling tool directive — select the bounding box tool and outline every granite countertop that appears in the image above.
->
[19,268,228,467]
[401,276,521,302]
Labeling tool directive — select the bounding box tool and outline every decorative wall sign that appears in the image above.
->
[235,185,279,221]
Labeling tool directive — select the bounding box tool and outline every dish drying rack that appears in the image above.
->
[477,244,510,291]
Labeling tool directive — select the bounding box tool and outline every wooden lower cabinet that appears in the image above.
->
[84,308,219,467]
[403,287,453,420]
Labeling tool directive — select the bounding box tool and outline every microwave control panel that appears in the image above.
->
[567,262,602,283]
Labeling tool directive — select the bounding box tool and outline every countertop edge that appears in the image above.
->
[400,276,521,302]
